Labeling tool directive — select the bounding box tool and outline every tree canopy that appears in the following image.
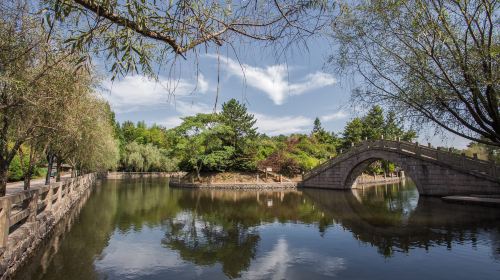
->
[330,0,499,146]
[0,2,119,194]
[42,0,333,79]
[342,106,416,148]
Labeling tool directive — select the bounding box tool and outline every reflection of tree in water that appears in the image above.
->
[14,179,183,280]
[351,181,419,227]
[162,214,259,279]
[304,181,500,258]
[16,179,500,280]
[161,190,333,278]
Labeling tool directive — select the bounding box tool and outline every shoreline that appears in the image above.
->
[106,171,186,179]
[354,175,404,188]
[169,181,297,189]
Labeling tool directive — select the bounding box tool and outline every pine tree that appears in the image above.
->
[343,118,364,146]
[220,98,257,153]
[362,105,385,139]
[312,117,323,134]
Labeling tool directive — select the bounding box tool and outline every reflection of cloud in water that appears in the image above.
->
[242,237,345,279]
[94,228,186,277]
[243,238,290,280]
[295,251,346,277]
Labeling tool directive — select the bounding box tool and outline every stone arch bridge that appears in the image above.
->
[300,140,500,196]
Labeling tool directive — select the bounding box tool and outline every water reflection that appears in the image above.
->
[305,182,500,258]
[14,178,500,280]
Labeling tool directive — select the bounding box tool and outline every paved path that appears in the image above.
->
[6,174,71,195]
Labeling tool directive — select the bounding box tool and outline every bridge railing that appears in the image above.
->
[0,173,98,251]
[303,139,499,181]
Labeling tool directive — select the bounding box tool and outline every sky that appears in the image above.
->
[98,37,471,149]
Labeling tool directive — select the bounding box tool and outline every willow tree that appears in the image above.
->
[42,0,332,79]
[0,1,118,194]
[330,0,499,146]
[0,2,83,195]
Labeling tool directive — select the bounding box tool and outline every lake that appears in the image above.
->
[14,178,500,279]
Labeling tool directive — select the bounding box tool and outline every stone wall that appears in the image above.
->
[354,175,403,188]
[0,174,100,279]
[169,181,297,190]
[106,171,186,179]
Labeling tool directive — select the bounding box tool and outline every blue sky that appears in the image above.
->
[98,36,470,149]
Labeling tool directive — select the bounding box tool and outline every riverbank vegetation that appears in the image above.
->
[0,2,119,195]
[1,0,498,196]
[331,1,498,147]
[114,100,417,178]
[36,0,497,148]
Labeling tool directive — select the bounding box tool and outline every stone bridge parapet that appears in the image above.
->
[300,140,500,196]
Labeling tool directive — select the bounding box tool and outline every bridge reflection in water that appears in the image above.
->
[13,178,500,280]
[304,180,500,257]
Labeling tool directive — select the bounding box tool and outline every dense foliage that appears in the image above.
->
[115,101,418,177]
[330,0,499,146]
[0,2,119,194]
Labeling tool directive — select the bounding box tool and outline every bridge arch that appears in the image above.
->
[341,150,424,193]
[301,140,500,196]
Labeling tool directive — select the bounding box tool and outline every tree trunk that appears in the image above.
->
[23,146,36,190]
[45,153,54,185]
[23,163,33,190]
[56,159,62,182]
[0,162,8,197]
[195,167,201,182]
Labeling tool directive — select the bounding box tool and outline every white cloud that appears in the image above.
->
[161,117,184,128]
[208,54,336,105]
[100,74,210,113]
[253,113,313,135]
[321,111,348,122]
[160,101,213,128]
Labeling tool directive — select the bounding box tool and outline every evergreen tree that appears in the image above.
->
[311,117,335,145]
[362,105,385,139]
[220,99,257,152]
[312,117,323,134]
[343,118,364,146]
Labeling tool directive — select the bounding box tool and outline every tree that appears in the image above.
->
[330,0,499,146]
[343,118,364,146]
[464,138,500,163]
[311,117,335,144]
[174,113,224,178]
[384,112,416,142]
[121,141,176,172]
[220,99,257,151]
[312,117,323,134]
[343,106,416,148]
[362,106,385,140]
[220,99,258,170]
[341,106,417,175]
[0,2,90,194]
[44,0,332,79]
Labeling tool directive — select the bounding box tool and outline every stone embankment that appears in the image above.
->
[106,171,186,179]
[168,172,297,189]
[0,173,101,279]
[353,174,404,188]
[169,181,297,189]
[0,171,189,279]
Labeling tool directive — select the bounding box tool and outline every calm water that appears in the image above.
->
[15,178,500,280]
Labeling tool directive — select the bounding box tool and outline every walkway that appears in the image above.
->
[6,174,71,195]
